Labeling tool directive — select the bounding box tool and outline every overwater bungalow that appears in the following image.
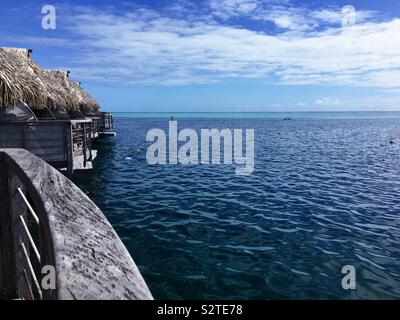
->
[0,48,114,174]
[0,48,150,300]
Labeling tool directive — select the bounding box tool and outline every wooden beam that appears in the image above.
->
[0,155,16,299]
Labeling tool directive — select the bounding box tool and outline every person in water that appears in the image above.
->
[124,147,144,160]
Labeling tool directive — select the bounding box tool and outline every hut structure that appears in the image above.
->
[43,70,99,116]
[44,70,100,139]
[43,70,115,137]
[0,47,114,174]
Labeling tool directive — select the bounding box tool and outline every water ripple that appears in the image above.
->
[74,118,400,299]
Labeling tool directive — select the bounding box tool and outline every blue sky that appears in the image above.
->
[1,0,400,112]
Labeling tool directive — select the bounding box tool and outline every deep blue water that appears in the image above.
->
[73,115,400,299]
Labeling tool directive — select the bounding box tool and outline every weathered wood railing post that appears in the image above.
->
[0,155,16,299]
[83,123,87,167]
[22,124,27,149]
[88,122,93,161]
[65,122,74,175]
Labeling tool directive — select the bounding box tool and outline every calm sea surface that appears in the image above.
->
[73,113,400,299]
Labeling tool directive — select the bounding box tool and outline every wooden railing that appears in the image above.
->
[99,113,113,131]
[0,119,97,174]
[88,117,100,139]
[0,121,72,167]
[71,120,93,169]
[0,149,153,300]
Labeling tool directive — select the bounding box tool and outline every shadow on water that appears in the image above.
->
[72,138,117,203]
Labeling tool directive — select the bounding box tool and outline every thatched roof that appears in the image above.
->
[0,47,100,114]
[41,70,80,111]
[0,48,48,109]
[44,70,100,115]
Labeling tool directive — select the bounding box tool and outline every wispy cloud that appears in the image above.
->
[23,1,400,88]
[208,1,378,31]
[312,95,400,110]
[209,0,260,19]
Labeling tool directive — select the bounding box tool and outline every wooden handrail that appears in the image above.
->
[0,149,153,300]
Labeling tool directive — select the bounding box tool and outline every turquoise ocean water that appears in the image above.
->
[74,112,400,299]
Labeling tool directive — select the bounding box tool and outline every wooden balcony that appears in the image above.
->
[0,120,96,174]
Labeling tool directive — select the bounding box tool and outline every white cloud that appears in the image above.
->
[310,9,342,24]
[209,0,260,19]
[208,1,378,31]
[252,5,318,31]
[315,97,340,106]
[32,3,398,88]
[312,95,400,110]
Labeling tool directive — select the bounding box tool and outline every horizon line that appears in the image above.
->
[110,110,400,113]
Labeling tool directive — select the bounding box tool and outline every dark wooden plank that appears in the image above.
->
[26,145,65,153]
[0,156,16,299]
[0,127,23,134]
[26,133,65,140]
[25,125,65,133]
[0,139,24,148]
[66,122,74,174]
[0,132,22,140]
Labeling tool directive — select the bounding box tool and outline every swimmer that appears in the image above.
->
[124,146,144,160]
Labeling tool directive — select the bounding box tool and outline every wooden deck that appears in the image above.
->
[0,149,152,300]
[0,111,116,175]
[0,120,95,174]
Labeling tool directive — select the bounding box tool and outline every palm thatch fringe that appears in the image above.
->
[44,70,100,115]
[0,48,48,109]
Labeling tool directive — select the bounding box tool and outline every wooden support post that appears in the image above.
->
[0,158,16,299]
[66,123,74,175]
[22,124,27,149]
[88,123,93,161]
[83,123,87,168]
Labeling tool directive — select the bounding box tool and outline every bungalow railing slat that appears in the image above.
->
[22,269,35,300]
[20,242,42,300]
[17,187,39,224]
[19,215,41,263]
